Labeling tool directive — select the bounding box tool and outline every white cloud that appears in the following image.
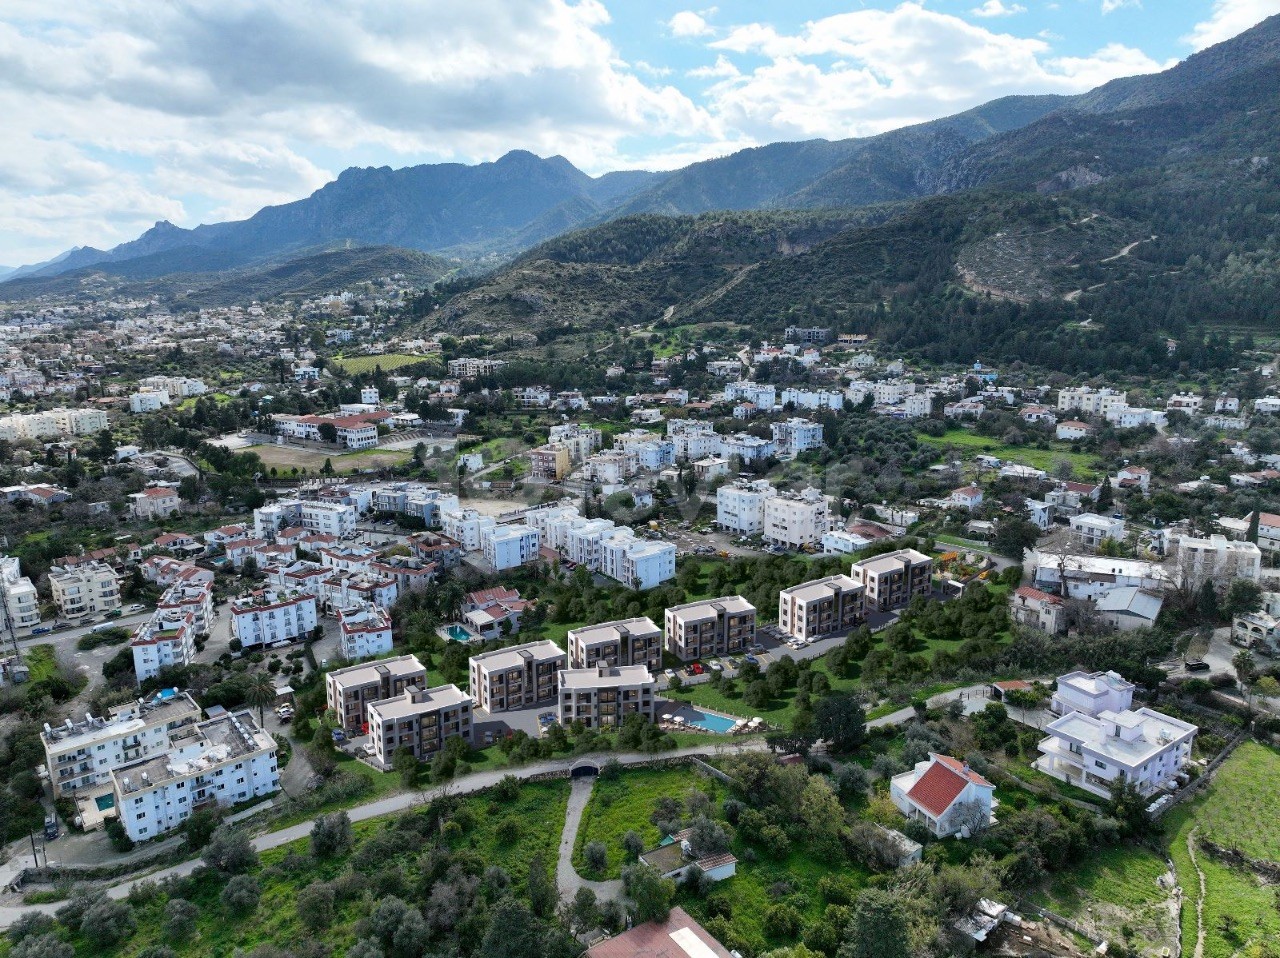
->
[1184,0,1280,50]
[668,11,713,38]
[1101,0,1141,13]
[688,55,740,80]
[703,3,1169,141]
[970,1,1027,18]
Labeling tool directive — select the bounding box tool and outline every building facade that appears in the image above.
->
[229,590,319,649]
[849,549,933,612]
[663,596,757,661]
[325,654,428,734]
[557,665,657,729]
[468,640,566,713]
[367,684,473,764]
[48,561,122,619]
[567,617,663,671]
[777,575,864,641]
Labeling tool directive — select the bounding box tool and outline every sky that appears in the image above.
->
[1,0,1278,267]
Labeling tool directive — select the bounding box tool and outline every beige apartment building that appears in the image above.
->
[567,617,663,671]
[468,640,566,713]
[663,596,756,661]
[558,665,656,729]
[48,561,121,619]
[325,654,428,734]
[849,549,934,613]
[777,574,864,642]
[367,684,472,765]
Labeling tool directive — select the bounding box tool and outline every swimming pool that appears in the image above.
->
[683,709,737,734]
[95,794,115,812]
[446,625,473,642]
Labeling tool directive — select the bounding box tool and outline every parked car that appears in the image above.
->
[50,621,72,632]
[691,663,704,675]
[744,654,759,665]
[104,609,123,619]
[127,603,146,612]
[1183,659,1211,672]
[664,668,676,678]
[44,815,58,841]
[331,729,346,743]
[750,643,765,654]
[709,662,723,672]
[29,626,51,635]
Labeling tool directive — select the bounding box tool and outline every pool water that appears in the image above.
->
[684,710,737,734]
[95,794,115,812]
[447,625,472,642]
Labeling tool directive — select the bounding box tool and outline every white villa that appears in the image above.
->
[890,752,996,838]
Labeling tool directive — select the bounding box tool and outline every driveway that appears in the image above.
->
[556,777,624,902]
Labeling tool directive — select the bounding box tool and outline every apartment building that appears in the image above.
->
[558,665,657,729]
[336,602,394,660]
[229,590,318,649]
[111,709,278,841]
[664,596,756,661]
[0,555,40,632]
[716,479,777,534]
[1169,534,1261,587]
[1070,513,1126,551]
[600,530,676,590]
[129,486,181,520]
[777,575,864,642]
[129,389,171,413]
[547,424,602,461]
[48,561,121,619]
[1035,706,1197,799]
[762,488,831,550]
[849,549,933,613]
[770,418,824,455]
[138,375,208,399]
[48,406,110,436]
[567,617,663,671]
[481,523,540,571]
[441,508,494,551]
[130,609,197,683]
[468,640,566,713]
[529,444,571,480]
[325,654,429,734]
[254,499,358,540]
[447,357,507,378]
[42,691,202,795]
[367,684,472,764]
[718,433,775,464]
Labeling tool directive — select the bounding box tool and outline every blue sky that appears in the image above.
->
[0,0,1276,266]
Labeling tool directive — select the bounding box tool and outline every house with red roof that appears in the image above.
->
[949,485,984,511]
[890,752,996,838]
[1010,585,1064,635]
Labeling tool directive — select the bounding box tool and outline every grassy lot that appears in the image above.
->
[1174,740,1280,861]
[24,644,61,683]
[916,427,1101,474]
[663,658,859,727]
[1034,844,1177,955]
[329,353,431,375]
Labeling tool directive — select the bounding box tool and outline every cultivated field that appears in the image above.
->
[328,353,432,375]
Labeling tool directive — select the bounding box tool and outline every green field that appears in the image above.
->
[917,428,1102,474]
[329,353,431,375]
[24,644,61,683]
[1172,740,1280,861]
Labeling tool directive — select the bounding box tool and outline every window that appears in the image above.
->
[136,812,146,820]
[1094,760,1107,770]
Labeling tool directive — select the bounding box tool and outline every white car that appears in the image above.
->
[665,668,676,678]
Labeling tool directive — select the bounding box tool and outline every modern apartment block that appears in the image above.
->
[777,575,864,642]
[367,684,472,765]
[48,561,122,619]
[112,708,278,841]
[156,578,215,637]
[762,488,831,550]
[1035,706,1197,799]
[325,654,428,734]
[557,665,657,729]
[481,523,540,571]
[131,609,198,683]
[336,602,394,660]
[663,596,757,661]
[715,479,777,534]
[567,617,663,671]
[0,555,40,632]
[849,549,934,613]
[468,640,566,713]
[229,590,319,650]
[253,499,358,540]
[42,691,202,795]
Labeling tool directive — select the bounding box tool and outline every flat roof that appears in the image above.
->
[666,596,754,620]
[368,684,470,719]
[1045,707,1197,768]
[780,574,861,603]
[570,618,662,644]
[470,640,565,671]
[326,654,426,689]
[559,665,654,690]
[43,691,200,751]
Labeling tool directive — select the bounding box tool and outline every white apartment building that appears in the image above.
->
[48,406,110,436]
[1051,670,1135,717]
[762,488,831,549]
[43,691,203,796]
[600,530,676,590]
[672,428,721,461]
[112,709,278,841]
[229,590,319,649]
[1069,513,1126,550]
[715,479,777,534]
[778,575,864,642]
[724,381,778,409]
[567,617,663,671]
[139,375,208,399]
[254,499,358,540]
[563,518,621,568]
[326,654,428,734]
[547,424,602,460]
[1057,386,1128,418]
[441,508,494,552]
[48,561,121,619]
[130,609,198,683]
[558,665,657,729]
[482,523,540,570]
[1036,706,1197,799]
[130,486,182,520]
[468,640,566,712]
[336,602,394,660]
[778,387,844,412]
[0,555,40,632]
[367,684,472,765]
[902,393,933,418]
[129,389,171,413]
[585,450,639,484]
[664,596,756,661]
[771,418,824,455]
[718,433,776,464]
[1169,533,1262,587]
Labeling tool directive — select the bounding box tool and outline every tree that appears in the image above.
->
[583,841,608,874]
[246,673,276,727]
[1233,650,1256,688]
[221,874,262,914]
[993,518,1041,560]
[479,898,541,958]
[1108,778,1152,838]
[317,422,338,443]
[392,746,419,787]
[163,898,199,943]
[310,811,354,858]
[621,830,645,859]
[1224,579,1263,618]
[1095,476,1114,511]
[1247,509,1260,544]
[296,882,335,929]
[202,825,258,873]
[526,853,557,919]
[566,886,599,935]
[837,889,912,958]
[10,935,74,958]
[814,694,867,753]
[622,864,676,923]
[80,897,136,947]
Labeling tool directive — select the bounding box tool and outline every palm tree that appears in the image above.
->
[246,674,277,727]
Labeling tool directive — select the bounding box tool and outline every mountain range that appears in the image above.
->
[4,13,1280,323]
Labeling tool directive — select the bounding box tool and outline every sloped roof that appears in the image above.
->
[905,754,992,818]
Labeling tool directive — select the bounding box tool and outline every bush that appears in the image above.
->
[81,897,136,947]
[221,874,261,915]
[296,881,335,929]
[7,912,54,945]
[11,934,74,958]
[104,817,134,852]
[163,898,199,942]
[202,825,258,873]
[584,841,608,874]
[621,830,645,859]
[310,811,354,858]
[758,824,791,859]
[762,903,804,939]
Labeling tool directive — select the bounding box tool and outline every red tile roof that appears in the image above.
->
[587,907,733,958]
[905,754,991,818]
[1014,585,1062,605]
[466,586,520,606]
[993,680,1031,692]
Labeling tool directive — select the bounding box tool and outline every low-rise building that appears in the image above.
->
[849,549,933,612]
[1070,513,1126,550]
[229,590,318,650]
[1035,706,1197,798]
[949,486,984,511]
[1009,586,1064,635]
[0,555,40,632]
[663,596,756,661]
[567,617,663,671]
[111,708,279,841]
[468,640,566,713]
[129,486,181,520]
[254,499,357,540]
[481,523,540,571]
[770,418,824,455]
[777,575,864,641]
[130,609,197,684]
[336,602,394,660]
[367,684,472,765]
[48,561,121,619]
[1052,670,1135,717]
[1096,587,1164,631]
[639,828,738,883]
[529,444,571,480]
[762,487,830,549]
[890,753,996,838]
[325,654,429,734]
[129,389,171,413]
[557,665,657,729]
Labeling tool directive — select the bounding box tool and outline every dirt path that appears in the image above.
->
[1101,235,1156,263]
[1187,828,1206,958]
[556,777,624,903]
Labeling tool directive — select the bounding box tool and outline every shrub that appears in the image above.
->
[202,825,258,874]
[80,897,136,947]
[621,830,645,859]
[763,903,804,939]
[584,840,608,873]
[7,912,55,945]
[221,874,261,915]
[10,934,74,958]
[310,811,354,858]
[296,882,336,929]
[163,898,199,942]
